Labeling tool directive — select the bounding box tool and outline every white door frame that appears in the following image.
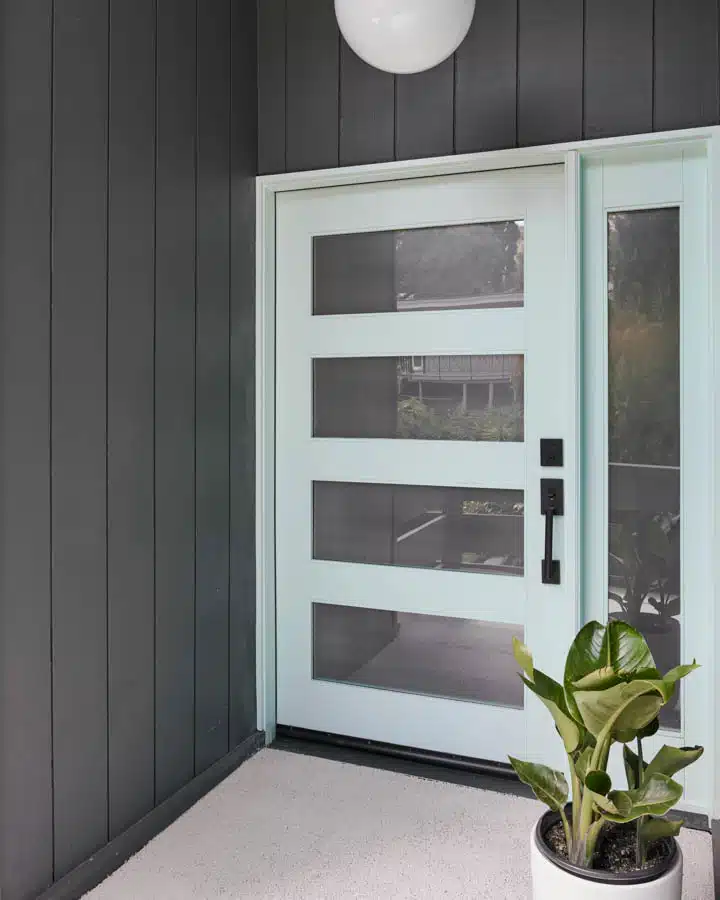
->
[255,126,720,818]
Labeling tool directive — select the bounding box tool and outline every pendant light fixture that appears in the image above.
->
[335,0,476,75]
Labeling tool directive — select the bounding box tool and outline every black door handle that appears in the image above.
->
[541,479,564,585]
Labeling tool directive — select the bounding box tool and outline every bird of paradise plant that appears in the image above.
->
[509,620,702,869]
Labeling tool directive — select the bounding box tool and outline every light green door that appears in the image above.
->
[274,165,579,767]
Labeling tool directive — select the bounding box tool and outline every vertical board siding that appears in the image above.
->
[154,0,198,804]
[0,0,257,896]
[195,0,232,775]
[455,0,518,154]
[517,0,583,147]
[229,0,259,746]
[51,0,110,878]
[395,59,455,161]
[584,0,653,139]
[257,0,286,175]
[107,0,157,840]
[286,0,339,171]
[259,0,720,170]
[339,43,395,167]
[654,0,720,131]
[0,0,54,896]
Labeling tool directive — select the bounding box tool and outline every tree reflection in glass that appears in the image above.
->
[607,208,681,729]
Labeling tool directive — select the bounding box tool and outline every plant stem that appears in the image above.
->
[636,737,645,867]
[559,807,572,854]
[584,818,606,866]
[568,755,581,846]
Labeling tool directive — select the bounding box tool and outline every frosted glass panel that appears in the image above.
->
[314,483,524,576]
[607,208,680,730]
[313,221,525,315]
[313,604,524,708]
[314,355,524,441]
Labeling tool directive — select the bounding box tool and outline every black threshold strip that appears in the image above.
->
[274,725,532,800]
[272,726,710,833]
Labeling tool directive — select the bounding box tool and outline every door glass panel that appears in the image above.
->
[313,221,525,315]
[607,208,680,730]
[314,355,524,441]
[314,483,524,576]
[313,603,524,708]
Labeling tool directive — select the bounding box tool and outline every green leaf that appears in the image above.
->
[623,745,646,790]
[521,671,582,753]
[638,816,682,844]
[564,620,657,686]
[612,695,665,736]
[644,745,704,782]
[638,717,660,739]
[508,757,568,812]
[513,637,534,679]
[574,680,667,739]
[600,774,683,824]
[591,789,632,818]
[572,666,622,691]
[585,770,612,795]
[663,661,699,686]
[575,746,593,783]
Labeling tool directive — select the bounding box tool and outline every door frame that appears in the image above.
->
[255,126,720,818]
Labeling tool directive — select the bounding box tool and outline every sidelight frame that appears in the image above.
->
[256,126,720,819]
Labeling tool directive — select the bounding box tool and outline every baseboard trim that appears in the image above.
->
[273,726,710,832]
[37,730,266,900]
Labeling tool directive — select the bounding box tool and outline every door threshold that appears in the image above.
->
[272,726,710,833]
[273,725,531,798]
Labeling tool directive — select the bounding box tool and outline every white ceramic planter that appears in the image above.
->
[531,820,683,900]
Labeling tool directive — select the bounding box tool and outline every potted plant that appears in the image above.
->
[509,619,702,899]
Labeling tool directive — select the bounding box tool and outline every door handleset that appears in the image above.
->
[541,479,564,585]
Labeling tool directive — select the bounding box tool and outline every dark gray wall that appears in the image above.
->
[259,0,720,174]
[0,1,257,898]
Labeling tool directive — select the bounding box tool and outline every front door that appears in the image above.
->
[275,166,578,765]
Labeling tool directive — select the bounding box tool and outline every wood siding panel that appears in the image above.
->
[395,59,455,161]
[584,0,653,139]
[229,0,259,746]
[654,0,719,131]
[455,0,518,154]
[195,0,232,774]
[154,0,198,803]
[107,0,157,840]
[339,42,395,166]
[517,0,583,146]
[257,0,286,174]
[51,0,110,878]
[0,0,54,896]
[286,0,339,171]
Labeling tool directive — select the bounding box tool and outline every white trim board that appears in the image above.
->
[255,126,720,818]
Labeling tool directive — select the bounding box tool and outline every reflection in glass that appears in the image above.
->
[313,221,524,315]
[314,355,524,441]
[314,483,524,576]
[313,604,524,708]
[607,208,680,730]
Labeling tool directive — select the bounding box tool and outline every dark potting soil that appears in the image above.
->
[546,821,673,874]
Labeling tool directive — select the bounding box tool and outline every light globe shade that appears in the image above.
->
[335,0,476,75]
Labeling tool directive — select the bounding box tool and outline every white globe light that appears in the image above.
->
[335,0,476,75]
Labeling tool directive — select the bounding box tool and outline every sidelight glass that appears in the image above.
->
[607,208,680,730]
[313,482,524,576]
[313,603,524,708]
[313,221,525,315]
[313,354,524,441]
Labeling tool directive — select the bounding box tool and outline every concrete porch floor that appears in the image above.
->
[85,749,714,899]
